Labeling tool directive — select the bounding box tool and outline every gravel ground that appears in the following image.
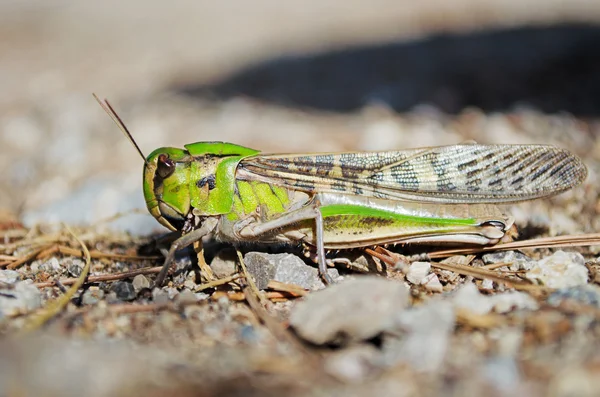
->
[2,2,600,397]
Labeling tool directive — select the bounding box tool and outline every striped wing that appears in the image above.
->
[238,144,587,204]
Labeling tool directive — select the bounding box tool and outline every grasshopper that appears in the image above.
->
[94,95,587,286]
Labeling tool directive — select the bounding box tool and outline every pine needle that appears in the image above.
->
[21,224,91,333]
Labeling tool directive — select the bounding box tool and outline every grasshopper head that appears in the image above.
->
[143,147,192,231]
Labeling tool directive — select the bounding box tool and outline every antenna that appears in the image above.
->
[92,93,149,166]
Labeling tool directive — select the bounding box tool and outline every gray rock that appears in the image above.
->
[451,283,538,314]
[244,252,339,290]
[210,248,238,278]
[131,275,150,292]
[0,270,20,284]
[67,259,84,277]
[290,276,409,345]
[175,289,197,304]
[491,291,539,313]
[481,357,521,392]
[0,281,42,318]
[547,284,600,307]
[244,252,277,290]
[105,291,119,304]
[482,251,535,271]
[451,283,494,315]
[81,288,104,305]
[324,344,380,382]
[152,288,170,305]
[110,281,136,301]
[239,325,259,344]
[384,301,454,372]
[526,251,588,288]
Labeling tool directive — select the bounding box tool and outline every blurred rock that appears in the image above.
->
[481,357,521,393]
[324,344,381,382]
[451,283,494,315]
[451,283,538,314]
[152,288,170,305]
[0,281,41,318]
[547,284,600,307]
[81,287,105,305]
[0,269,20,284]
[175,289,198,304]
[210,248,238,278]
[110,281,136,301]
[290,276,409,345]
[384,301,455,372]
[491,291,539,313]
[526,251,588,288]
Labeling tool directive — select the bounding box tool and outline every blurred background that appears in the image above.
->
[3,3,600,396]
[1,0,599,234]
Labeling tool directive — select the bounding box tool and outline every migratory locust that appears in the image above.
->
[94,95,588,286]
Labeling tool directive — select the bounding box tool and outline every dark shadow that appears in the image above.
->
[175,24,600,116]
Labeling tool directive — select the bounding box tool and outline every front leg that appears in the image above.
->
[235,203,334,284]
[155,217,219,287]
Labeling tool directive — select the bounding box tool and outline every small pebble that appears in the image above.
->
[67,259,84,277]
[481,278,495,290]
[105,291,119,304]
[132,275,150,292]
[239,325,259,344]
[210,248,238,278]
[547,284,600,307]
[452,283,539,314]
[176,289,198,304]
[152,288,170,305]
[0,281,42,318]
[110,281,136,301]
[165,287,179,300]
[0,270,20,284]
[385,301,455,372]
[324,344,380,382]
[406,261,431,284]
[526,251,588,288]
[422,273,443,293]
[482,251,535,271]
[451,283,494,315]
[290,276,409,345]
[481,357,521,392]
[491,291,539,313]
[183,279,196,290]
[81,288,105,305]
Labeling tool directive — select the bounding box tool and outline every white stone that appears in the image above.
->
[406,261,431,285]
[526,251,588,288]
[422,273,443,293]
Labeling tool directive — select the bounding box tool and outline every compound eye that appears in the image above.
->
[481,220,506,230]
[157,154,176,179]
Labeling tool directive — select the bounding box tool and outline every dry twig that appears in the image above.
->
[21,225,91,332]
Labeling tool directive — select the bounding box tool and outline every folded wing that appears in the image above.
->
[239,144,587,204]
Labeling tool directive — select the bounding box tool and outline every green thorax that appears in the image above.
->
[186,142,291,220]
[186,142,260,216]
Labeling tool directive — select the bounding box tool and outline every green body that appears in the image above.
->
[142,141,589,249]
